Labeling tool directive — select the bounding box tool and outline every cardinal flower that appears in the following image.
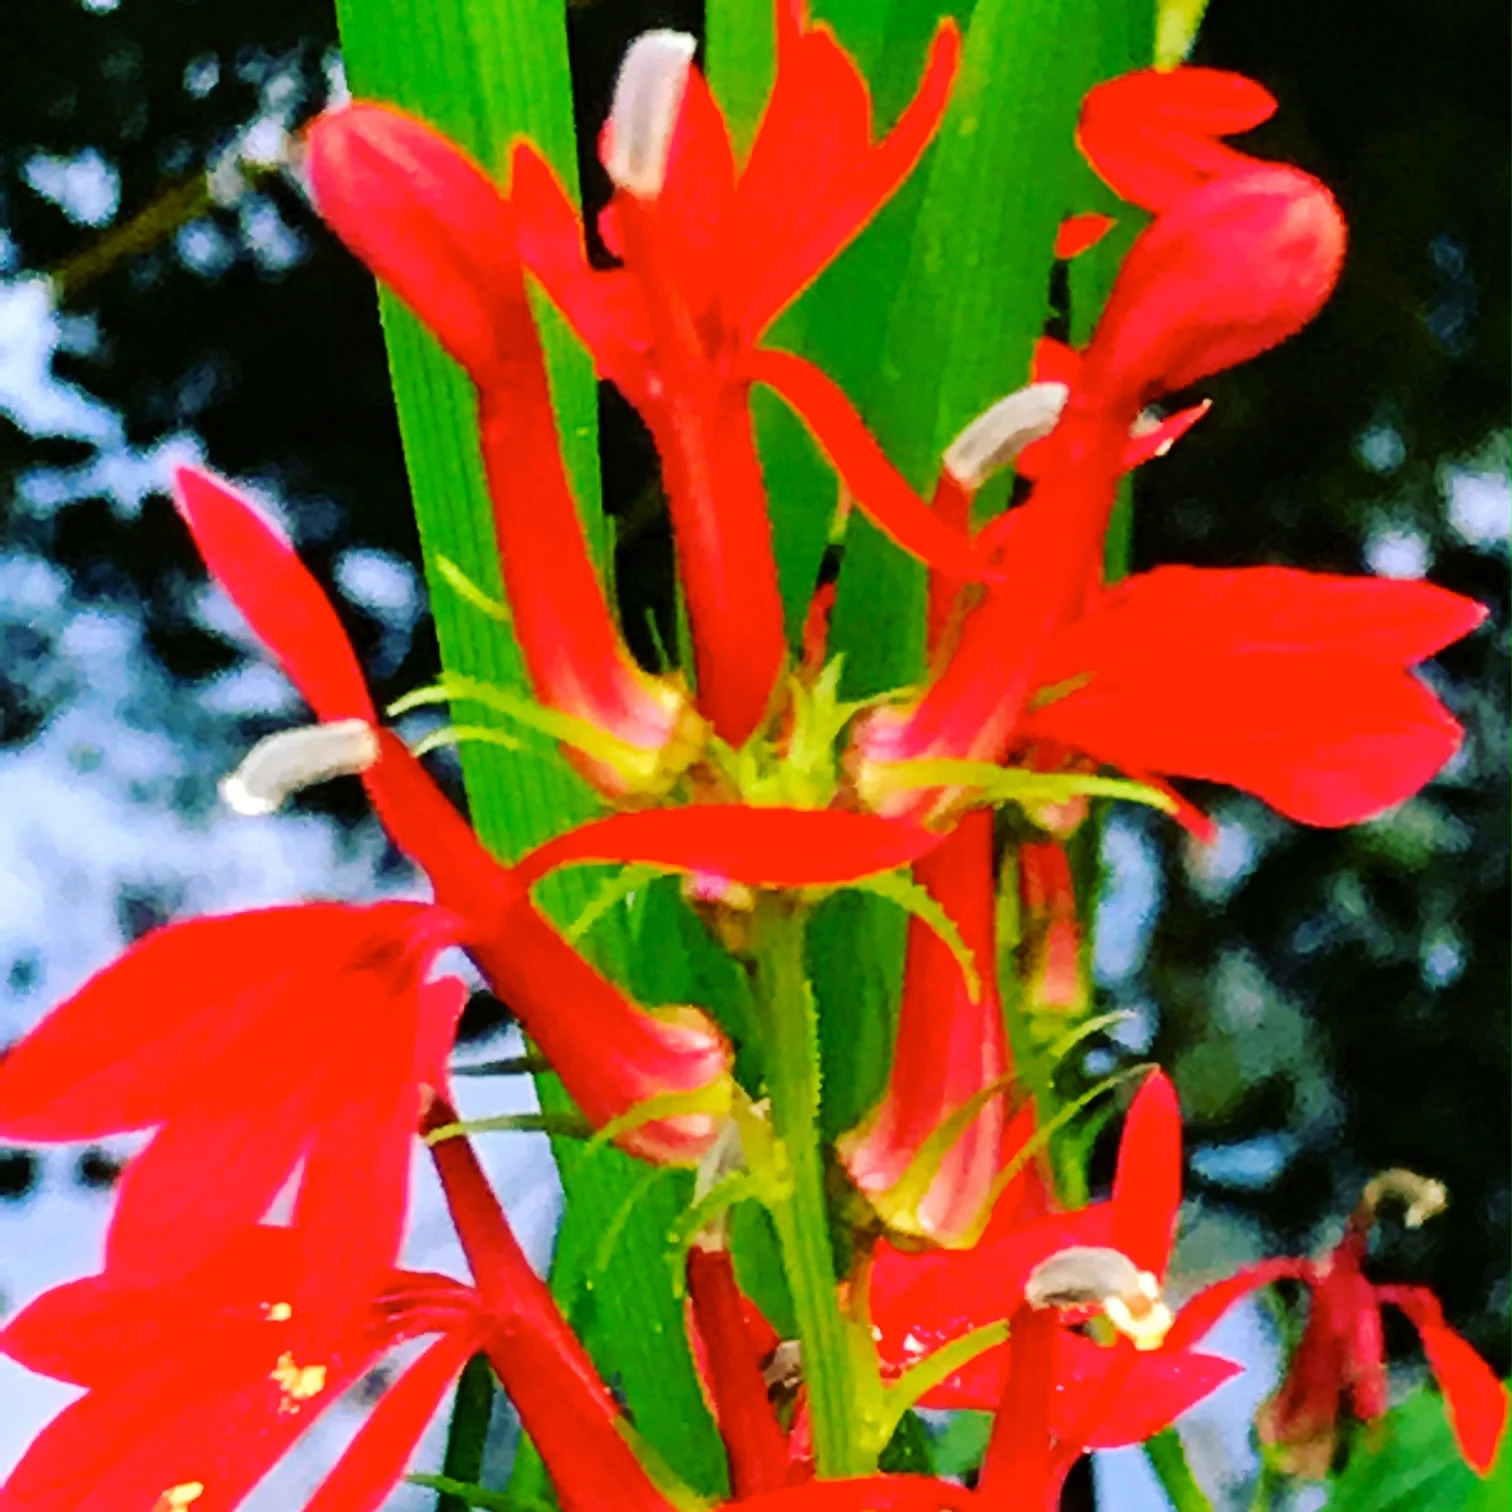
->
[0,1221,490,1512]
[303,104,698,801]
[1257,1170,1508,1478]
[0,910,464,1322]
[852,78,1350,809]
[510,2,974,744]
[173,465,948,1160]
[868,1068,1300,1482]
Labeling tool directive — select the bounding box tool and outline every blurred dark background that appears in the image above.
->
[0,0,1504,1390]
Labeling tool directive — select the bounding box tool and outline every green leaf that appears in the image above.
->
[1324,1382,1512,1512]
[1143,1428,1214,1512]
[408,1473,544,1512]
[333,0,727,1494]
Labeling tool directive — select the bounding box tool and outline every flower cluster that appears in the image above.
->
[0,5,1503,1510]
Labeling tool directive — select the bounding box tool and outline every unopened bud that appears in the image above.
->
[220,718,380,816]
[1025,1244,1173,1351]
[943,383,1070,490]
[605,31,698,198]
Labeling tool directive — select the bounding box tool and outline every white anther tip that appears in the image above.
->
[943,382,1070,490]
[220,719,380,817]
[606,30,698,198]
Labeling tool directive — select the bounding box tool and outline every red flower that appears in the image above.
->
[302,107,699,801]
[839,812,1020,1246]
[869,1070,1292,1486]
[1258,1173,1509,1478]
[511,3,966,744]
[0,908,462,1322]
[0,1222,487,1512]
[852,85,1350,811]
[173,464,735,1164]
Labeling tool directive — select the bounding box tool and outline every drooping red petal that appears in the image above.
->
[1053,1335,1241,1448]
[746,348,991,580]
[1110,1069,1183,1278]
[302,1332,480,1512]
[1377,1285,1511,1475]
[292,1015,419,1326]
[1077,68,1277,213]
[1080,166,1346,413]
[1055,212,1117,259]
[304,103,521,390]
[1122,399,1210,468]
[1163,1258,1311,1351]
[0,904,385,1140]
[172,467,374,724]
[510,142,654,402]
[729,18,962,341]
[102,1050,330,1291]
[1026,567,1487,826]
[516,805,944,890]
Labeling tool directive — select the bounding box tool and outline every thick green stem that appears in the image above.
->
[749,899,878,1477]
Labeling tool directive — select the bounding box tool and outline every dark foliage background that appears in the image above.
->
[0,0,1505,1386]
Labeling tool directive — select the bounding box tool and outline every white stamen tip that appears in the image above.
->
[220,719,380,816]
[943,382,1070,490]
[606,30,698,198]
[1026,1246,1174,1350]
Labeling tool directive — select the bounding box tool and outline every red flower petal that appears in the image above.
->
[304,103,521,390]
[516,805,944,890]
[302,1332,479,1512]
[172,467,374,724]
[735,1478,974,1512]
[1377,1285,1511,1475]
[1055,212,1116,259]
[1163,1258,1311,1352]
[102,1052,329,1291]
[730,18,961,341]
[1077,68,1277,213]
[510,142,653,401]
[840,812,1010,1245]
[1054,1336,1241,1448]
[0,904,381,1140]
[1110,1069,1183,1278]
[1027,567,1487,826]
[652,67,737,323]
[746,349,991,580]
[686,1246,789,1498]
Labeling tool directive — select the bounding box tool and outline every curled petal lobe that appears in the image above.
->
[1163,1258,1311,1352]
[517,805,945,890]
[510,142,653,400]
[747,349,991,580]
[1377,1285,1510,1475]
[730,17,962,340]
[1078,68,1278,212]
[304,103,523,389]
[173,466,374,724]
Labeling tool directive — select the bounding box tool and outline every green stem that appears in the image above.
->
[435,1355,496,1512]
[749,899,877,1477]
